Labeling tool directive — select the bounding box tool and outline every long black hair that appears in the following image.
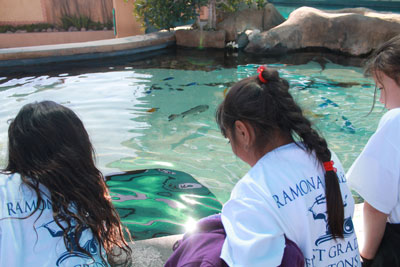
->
[3,101,132,266]
[216,68,345,238]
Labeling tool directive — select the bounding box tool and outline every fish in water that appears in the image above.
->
[146,108,159,113]
[181,82,197,87]
[303,110,324,119]
[168,105,209,121]
[163,77,174,81]
[341,115,355,134]
[319,97,339,108]
[223,88,228,97]
[204,81,235,88]
[150,84,162,90]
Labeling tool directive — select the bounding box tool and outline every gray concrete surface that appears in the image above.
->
[0,31,175,67]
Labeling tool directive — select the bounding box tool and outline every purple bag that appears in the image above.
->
[165,214,304,267]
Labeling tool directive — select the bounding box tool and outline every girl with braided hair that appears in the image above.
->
[0,101,132,266]
[216,66,360,266]
[347,35,400,267]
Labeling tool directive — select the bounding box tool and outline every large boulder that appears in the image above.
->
[217,3,285,42]
[245,7,400,56]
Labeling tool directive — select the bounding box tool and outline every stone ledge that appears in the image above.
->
[130,234,182,267]
[0,31,176,61]
[130,203,364,266]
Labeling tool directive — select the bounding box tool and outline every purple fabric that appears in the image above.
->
[280,236,305,267]
[165,214,304,267]
[165,214,228,267]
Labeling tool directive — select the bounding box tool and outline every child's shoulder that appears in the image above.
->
[378,108,400,130]
[0,172,23,193]
[0,172,19,185]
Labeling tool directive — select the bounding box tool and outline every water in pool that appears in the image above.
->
[0,50,384,238]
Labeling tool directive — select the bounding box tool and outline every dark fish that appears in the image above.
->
[331,82,360,88]
[204,81,235,87]
[176,88,184,91]
[182,82,197,87]
[150,84,162,90]
[168,105,209,121]
[163,77,174,81]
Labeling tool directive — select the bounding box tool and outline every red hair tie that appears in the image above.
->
[323,161,337,172]
[257,66,268,84]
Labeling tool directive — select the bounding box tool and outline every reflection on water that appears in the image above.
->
[0,52,383,204]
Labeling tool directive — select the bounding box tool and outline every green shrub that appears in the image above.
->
[0,23,54,33]
[131,0,267,31]
[133,0,208,30]
[60,15,113,31]
[60,15,94,30]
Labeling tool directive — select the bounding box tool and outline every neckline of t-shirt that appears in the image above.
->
[258,141,301,162]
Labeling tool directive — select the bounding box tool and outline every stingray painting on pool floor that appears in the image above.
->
[105,168,223,240]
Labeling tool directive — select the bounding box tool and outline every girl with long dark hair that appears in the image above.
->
[216,67,359,266]
[0,101,131,266]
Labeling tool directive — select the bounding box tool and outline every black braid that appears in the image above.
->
[274,93,344,238]
[263,69,344,238]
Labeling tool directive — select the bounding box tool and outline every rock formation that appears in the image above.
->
[245,7,400,56]
[217,3,285,42]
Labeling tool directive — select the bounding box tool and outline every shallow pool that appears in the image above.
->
[0,50,384,206]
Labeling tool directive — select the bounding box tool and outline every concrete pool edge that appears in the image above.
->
[0,31,176,68]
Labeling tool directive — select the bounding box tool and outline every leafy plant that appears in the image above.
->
[133,0,208,30]
[0,23,54,33]
[59,15,113,31]
[60,15,92,30]
[131,0,267,31]
[207,0,267,28]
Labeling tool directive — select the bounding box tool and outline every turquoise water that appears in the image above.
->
[0,54,384,203]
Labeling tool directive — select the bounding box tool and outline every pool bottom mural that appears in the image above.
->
[105,168,223,240]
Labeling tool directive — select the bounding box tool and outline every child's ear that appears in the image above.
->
[234,120,254,147]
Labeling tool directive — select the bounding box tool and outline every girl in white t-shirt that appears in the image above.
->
[216,66,359,266]
[0,101,131,266]
[347,35,400,266]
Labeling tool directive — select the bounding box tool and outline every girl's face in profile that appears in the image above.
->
[374,71,400,110]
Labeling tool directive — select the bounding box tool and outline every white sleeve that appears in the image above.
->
[220,180,285,267]
[347,119,400,214]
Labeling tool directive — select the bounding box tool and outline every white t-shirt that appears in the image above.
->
[347,108,400,223]
[0,173,109,267]
[221,143,360,267]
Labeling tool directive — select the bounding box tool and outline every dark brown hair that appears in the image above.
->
[216,68,345,238]
[364,34,400,110]
[3,101,132,266]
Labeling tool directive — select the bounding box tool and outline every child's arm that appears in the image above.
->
[220,187,286,266]
[361,201,388,260]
